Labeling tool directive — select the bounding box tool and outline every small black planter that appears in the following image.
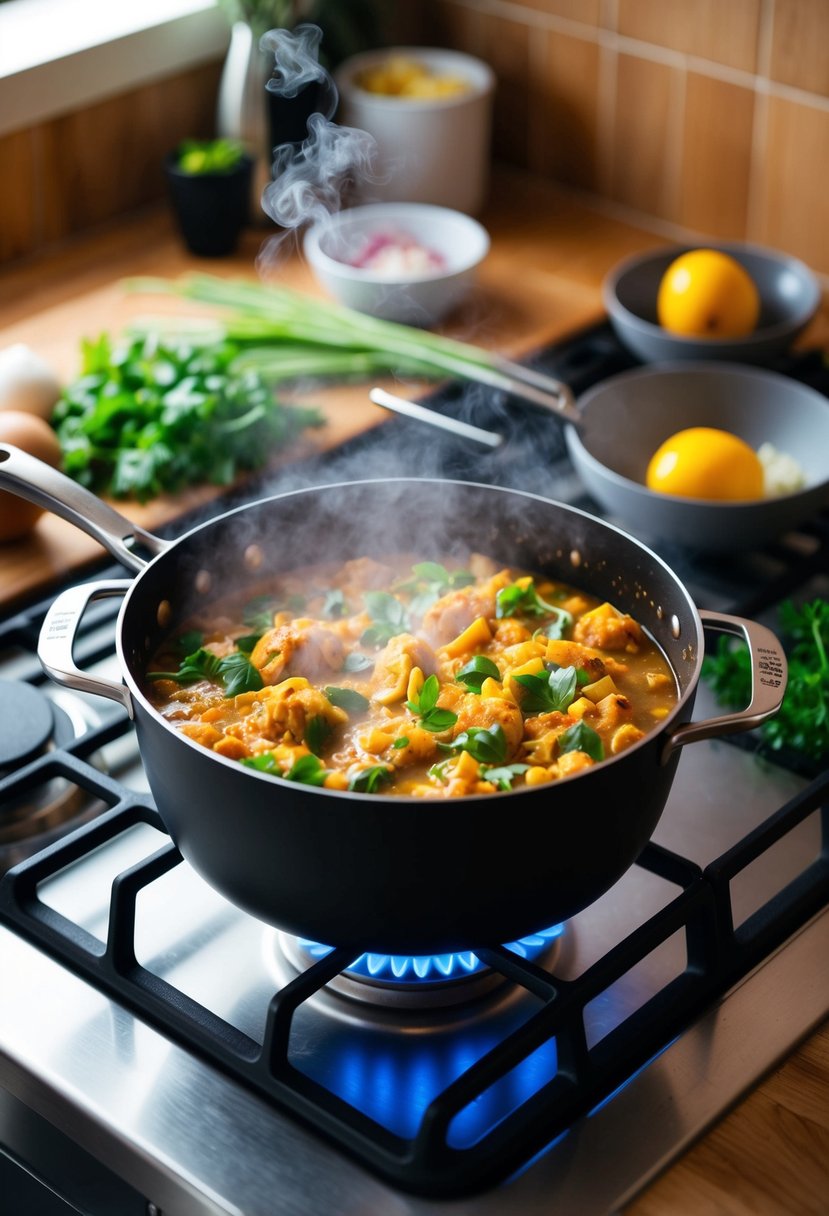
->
[165,152,254,257]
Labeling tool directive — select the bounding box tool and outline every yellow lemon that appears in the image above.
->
[645,428,764,501]
[657,250,760,338]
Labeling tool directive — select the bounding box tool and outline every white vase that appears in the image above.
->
[216,21,273,223]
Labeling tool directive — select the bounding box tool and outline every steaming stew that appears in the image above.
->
[145,555,677,797]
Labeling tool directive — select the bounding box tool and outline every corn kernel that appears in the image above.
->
[525,765,554,786]
[323,771,349,790]
[650,706,670,720]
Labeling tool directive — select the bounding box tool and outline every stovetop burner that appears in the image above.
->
[273,923,566,1010]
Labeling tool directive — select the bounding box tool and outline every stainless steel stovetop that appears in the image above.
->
[1,323,827,1215]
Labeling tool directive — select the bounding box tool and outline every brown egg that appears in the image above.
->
[0,411,62,542]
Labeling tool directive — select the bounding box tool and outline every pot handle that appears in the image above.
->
[39,580,134,718]
[0,444,168,573]
[662,610,787,762]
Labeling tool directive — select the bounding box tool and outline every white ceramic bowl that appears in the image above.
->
[335,47,495,216]
[303,202,490,326]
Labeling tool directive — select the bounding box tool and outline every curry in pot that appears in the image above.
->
[145,555,677,797]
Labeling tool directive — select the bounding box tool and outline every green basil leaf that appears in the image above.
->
[324,686,370,713]
[393,736,409,749]
[217,651,263,696]
[558,721,604,762]
[286,754,329,786]
[482,763,530,791]
[234,632,262,655]
[455,655,500,691]
[348,765,393,794]
[306,715,332,756]
[241,752,279,774]
[440,724,508,766]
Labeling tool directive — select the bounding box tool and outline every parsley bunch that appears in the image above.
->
[53,334,322,501]
[702,598,829,764]
[148,644,262,696]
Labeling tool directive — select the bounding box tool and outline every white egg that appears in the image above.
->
[0,343,63,419]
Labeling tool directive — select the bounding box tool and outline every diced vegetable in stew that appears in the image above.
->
[144,555,677,796]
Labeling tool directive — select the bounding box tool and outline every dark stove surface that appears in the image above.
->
[0,321,827,1212]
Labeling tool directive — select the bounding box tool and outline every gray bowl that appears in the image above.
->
[605,242,820,365]
[565,363,829,552]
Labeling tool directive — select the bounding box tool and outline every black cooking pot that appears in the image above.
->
[0,447,787,954]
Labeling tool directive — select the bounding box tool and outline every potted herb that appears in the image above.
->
[165,138,253,257]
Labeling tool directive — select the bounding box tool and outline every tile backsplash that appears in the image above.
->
[396,0,829,276]
[1,0,828,276]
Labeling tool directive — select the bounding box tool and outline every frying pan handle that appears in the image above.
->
[0,444,168,572]
[39,580,134,718]
[662,610,787,762]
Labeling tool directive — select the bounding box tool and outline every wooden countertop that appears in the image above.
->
[0,168,827,1211]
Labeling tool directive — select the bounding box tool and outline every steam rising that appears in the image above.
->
[258,24,377,265]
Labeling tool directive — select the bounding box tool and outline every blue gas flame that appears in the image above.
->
[298,922,565,984]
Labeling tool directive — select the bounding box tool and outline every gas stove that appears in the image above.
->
[0,323,827,1215]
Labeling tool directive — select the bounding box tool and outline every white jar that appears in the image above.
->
[335,47,495,217]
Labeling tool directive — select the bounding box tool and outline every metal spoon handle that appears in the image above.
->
[369,388,503,449]
[490,357,581,427]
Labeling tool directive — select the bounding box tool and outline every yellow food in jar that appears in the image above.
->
[356,56,470,99]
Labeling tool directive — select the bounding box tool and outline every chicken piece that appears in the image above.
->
[449,690,525,758]
[591,692,634,734]
[554,750,595,778]
[491,618,533,648]
[369,632,436,705]
[421,570,512,647]
[338,557,395,594]
[242,680,347,748]
[573,603,643,653]
[249,620,345,685]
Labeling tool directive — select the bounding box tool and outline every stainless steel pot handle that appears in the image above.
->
[0,444,168,572]
[39,580,134,717]
[662,610,787,762]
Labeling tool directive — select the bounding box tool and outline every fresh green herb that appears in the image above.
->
[396,562,476,615]
[241,751,329,786]
[393,736,409,750]
[234,632,262,655]
[439,724,508,766]
[343,651,374,673]
[703,598,829,761]
[286,754,329,786]
[558,720,604,762]
[533,610,574,641]
[147,645,262,696]
[241,752,279,774]
[218,650,265,696]
[348,765,393,794]
[243,596,276,633]
[455,655,501,692]
[322,589,347,619]
[176,138,246,175]
[405,674,458,733]
[496,581,573,630]
[361,591,409,648]
[53,334,322,502]
[306,715,332,756]
[514,665,578,715]
[324,686,370,713]
[177,629,204,655]
[482,763,531,791]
